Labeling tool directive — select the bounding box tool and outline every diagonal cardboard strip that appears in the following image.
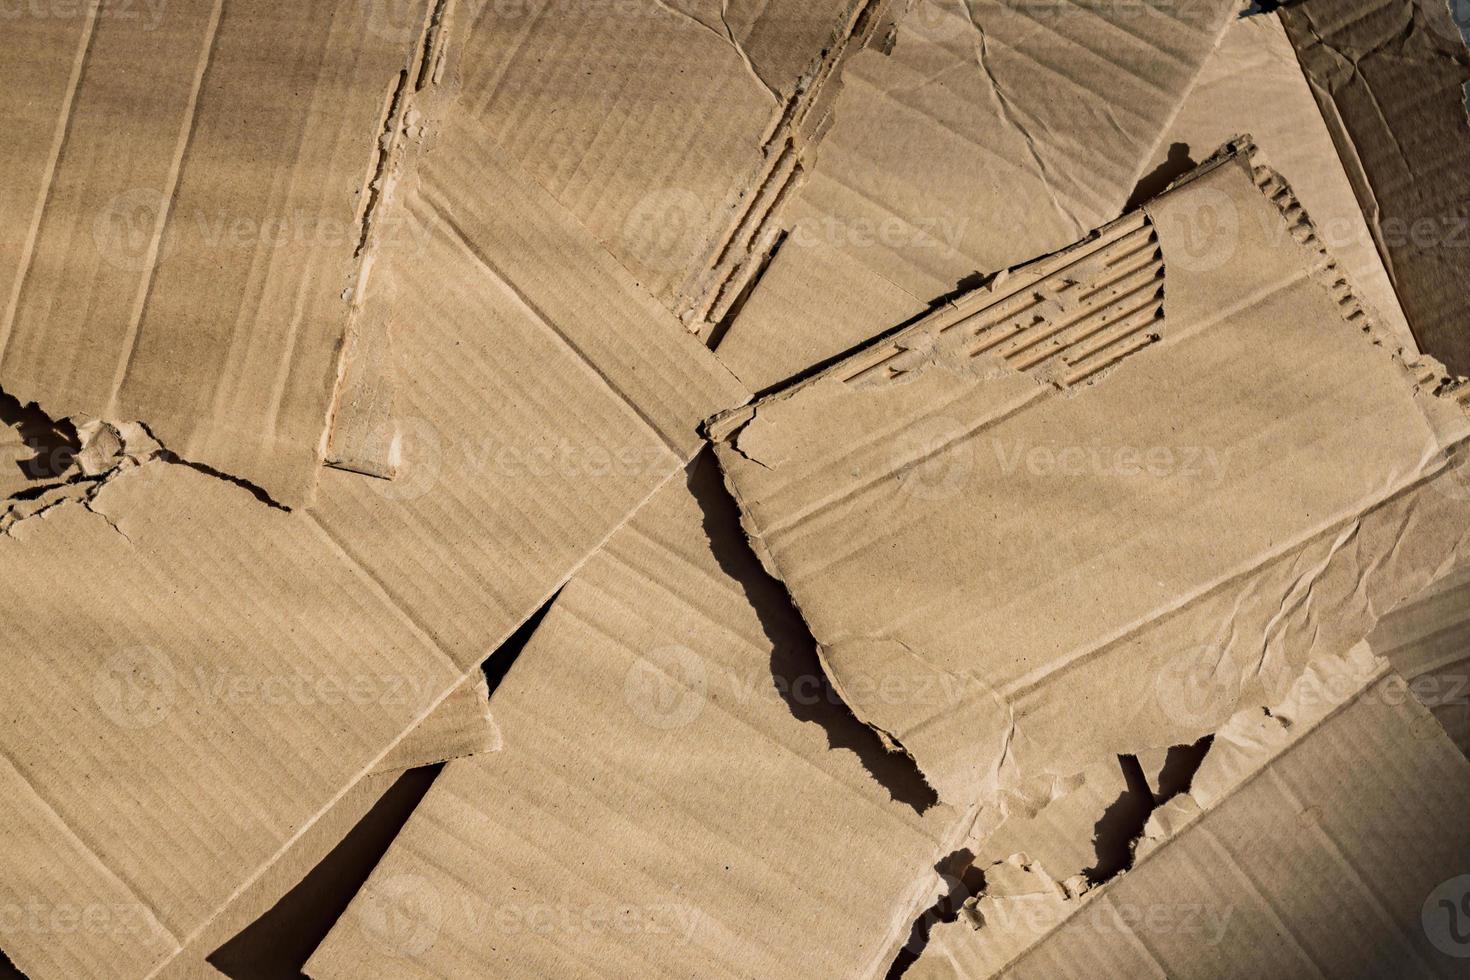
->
[707,141,1470,808]
[0,13,749,978]
[304,457,964,980]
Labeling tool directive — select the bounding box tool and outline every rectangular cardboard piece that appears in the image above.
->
[306,458,963,980]
[0,0,440,507]
[709,143,1470,807]
[1280,0,1470,376]
[0,9,748,976]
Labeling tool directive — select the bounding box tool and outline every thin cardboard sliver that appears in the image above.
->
[709,144,1470,807]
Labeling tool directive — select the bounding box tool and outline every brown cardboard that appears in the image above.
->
[709,143,1470,807]
[449,0,894,328]
[1367,560,1470,759]
[1149,9,1415,352]
[911,644,1470,978]
[1281,0,1470,377]
[0,0,444,507]
[305,458,963,980]
[712,0,1241,392]
[0,10,747,976]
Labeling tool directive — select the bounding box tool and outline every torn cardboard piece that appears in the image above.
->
[709,142,1470,807]
[0,28,748,978]
[712,0,1241,391]
[0,0,444,507]
[1146,7,1415,352]
[1366,559,1470,759]
[306,458,963,980]
[912,645,1470,978]
[1281,0,1470,376]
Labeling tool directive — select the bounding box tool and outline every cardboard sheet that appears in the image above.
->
[305,458,962,980]
[1281,0,1470,376]
[709,144,1470,807]
[0,0,440,507]
[712,0,1241,392]
[912,646,1470,978]
[0,13,748,977]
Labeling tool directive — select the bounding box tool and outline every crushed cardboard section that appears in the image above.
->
[911,645,1470,978]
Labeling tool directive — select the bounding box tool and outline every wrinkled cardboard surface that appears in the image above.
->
[710,146,1470,807]
[0,0,439,507]
[913,644,1470,978]
[306,458,961,980]
[0,13,747,976]
[713,0,1240,392]
[1281,0,1470,376]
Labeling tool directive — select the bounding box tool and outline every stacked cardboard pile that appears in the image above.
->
[3,0,1470,977]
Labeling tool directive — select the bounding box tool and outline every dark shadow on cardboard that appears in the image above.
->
[688,452,939,814]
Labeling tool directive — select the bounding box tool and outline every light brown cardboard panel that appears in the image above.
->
[713,0,1240,392]
[1281,0,1470,376]
[0,71,745,980]
[0,463,465,980]
[450,0,870,319]
[307,460,961,980]
[0,0,434,508]
[1367,561,1470,759]
[1000,674,1470,979]
[710,148,1470,806]
[1151,10,1415,352]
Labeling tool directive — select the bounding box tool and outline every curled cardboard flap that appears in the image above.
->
[710,142,1470,806]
